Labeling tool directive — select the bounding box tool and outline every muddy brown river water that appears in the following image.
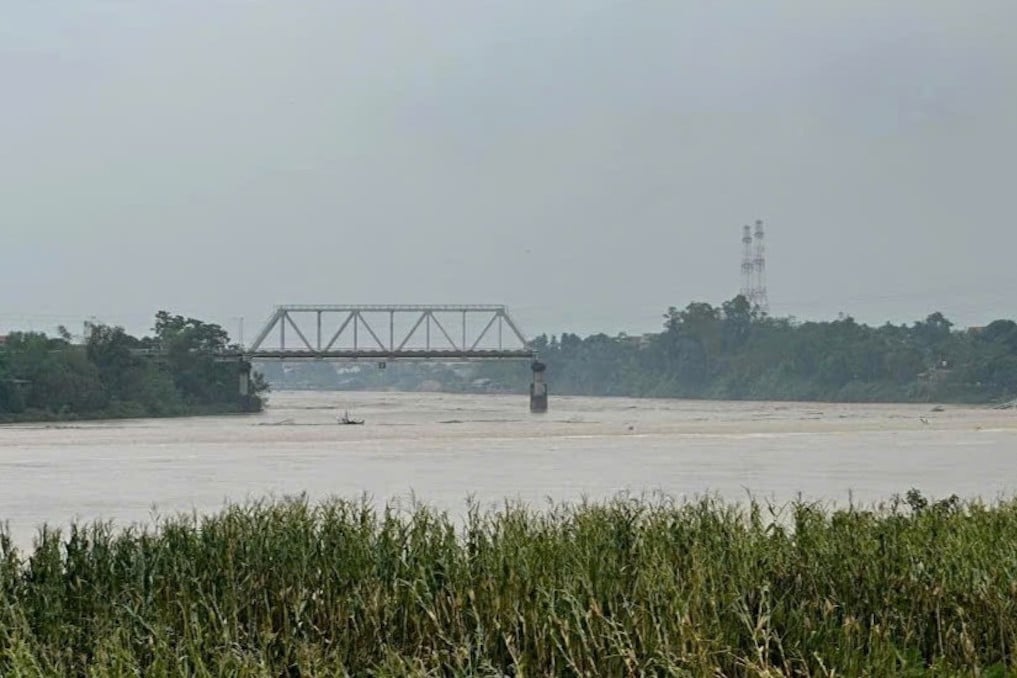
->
[2,391,1016,548]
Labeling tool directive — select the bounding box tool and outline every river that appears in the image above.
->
[2,391,1016,548]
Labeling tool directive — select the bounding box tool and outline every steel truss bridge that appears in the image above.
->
[241,305,536,362]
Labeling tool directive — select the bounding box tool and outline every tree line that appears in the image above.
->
[471,296,1017,403]
[0,312,267,422]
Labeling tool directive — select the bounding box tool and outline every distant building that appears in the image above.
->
[620,333,656,349]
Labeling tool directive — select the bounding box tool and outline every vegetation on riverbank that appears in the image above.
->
[2,492,1015,675]
[477,298,1017,404]
[0,312,267,423]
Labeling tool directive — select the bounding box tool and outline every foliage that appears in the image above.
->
[471,296,1017,403]
[1,492,1016,675]
[0,312,267,422]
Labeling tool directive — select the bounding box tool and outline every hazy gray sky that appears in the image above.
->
[3,1,1016,340]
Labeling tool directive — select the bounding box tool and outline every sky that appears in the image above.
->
[2,1,1016,341]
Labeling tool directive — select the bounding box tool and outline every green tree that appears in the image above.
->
[3,332,108,414]
[720,295,754,351]
[0,311,266,422]
[153,311,266,408]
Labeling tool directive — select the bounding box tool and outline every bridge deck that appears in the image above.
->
[239,349,535,361]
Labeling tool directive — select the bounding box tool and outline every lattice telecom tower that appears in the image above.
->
[753,219,769,312]
[740,224,754,300]
[739,219,769,312]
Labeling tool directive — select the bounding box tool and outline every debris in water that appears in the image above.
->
[259,418,295,426]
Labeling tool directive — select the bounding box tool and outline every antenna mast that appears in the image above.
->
[740,224,754,301]
[752,219,769,313]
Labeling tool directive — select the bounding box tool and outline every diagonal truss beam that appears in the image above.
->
[499,311,528,346]
[396,312,428,352]
[470,312,500,351]
[355,312,388,351]
[324,312,355,351]
[284,311,315,352]
[247,309,283,353]
[428,312,459,351]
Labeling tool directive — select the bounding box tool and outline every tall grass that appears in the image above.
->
[2,492,1015,676]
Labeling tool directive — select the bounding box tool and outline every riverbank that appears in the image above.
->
[0,314,267,424]
[0,401,261,425]
[2,493,1014,675]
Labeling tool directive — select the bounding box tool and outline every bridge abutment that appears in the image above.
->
[238,360,258,411]
[530,360,548,413]
[239,361,251,397]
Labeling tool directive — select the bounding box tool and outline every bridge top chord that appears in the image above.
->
[274,304,510,313]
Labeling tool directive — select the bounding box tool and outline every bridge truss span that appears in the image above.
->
[245,305,534,361]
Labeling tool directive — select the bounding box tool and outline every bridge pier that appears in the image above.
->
[238,359,257,411]
[530,360,548,413]
[239,360,251,397]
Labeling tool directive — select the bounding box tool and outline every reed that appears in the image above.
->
[1,491,1015,676]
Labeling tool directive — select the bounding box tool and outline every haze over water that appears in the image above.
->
[2,391,1016,549]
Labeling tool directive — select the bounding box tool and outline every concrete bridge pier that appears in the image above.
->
[239,360,251,397]
[530,360,548,413]
[238,359,257,411]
